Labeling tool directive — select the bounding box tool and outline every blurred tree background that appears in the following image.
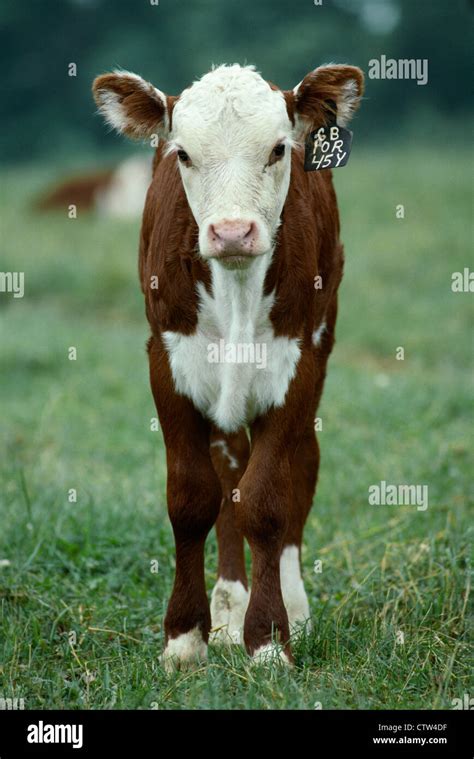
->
[1,0,472,164]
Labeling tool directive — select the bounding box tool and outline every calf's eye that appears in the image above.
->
[177,149,191,165]
[268,142,286,166]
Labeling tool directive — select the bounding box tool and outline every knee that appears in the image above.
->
[296,429,320,487]
[167,458,221,538]
[236,475,289,546]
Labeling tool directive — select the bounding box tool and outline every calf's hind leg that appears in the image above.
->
[281,427,319,631]
[209,428,250,644]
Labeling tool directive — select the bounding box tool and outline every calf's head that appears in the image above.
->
[93,64,363,267]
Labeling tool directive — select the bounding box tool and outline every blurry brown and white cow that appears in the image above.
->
[35,156,152,217]
[93,63,364,667]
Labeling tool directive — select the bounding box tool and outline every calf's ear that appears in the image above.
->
[290,64,364,139]
[92,70,173,140]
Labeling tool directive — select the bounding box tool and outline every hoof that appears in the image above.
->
[161,627,207,672]
[210,578,249,645]
[250,642,293,666]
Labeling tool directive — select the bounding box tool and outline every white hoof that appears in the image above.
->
[210,578,249,645]
[161,627,207,672]
[280,545,311,631]
[251,642,292,666]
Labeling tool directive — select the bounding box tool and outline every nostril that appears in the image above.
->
[244,222,255,240]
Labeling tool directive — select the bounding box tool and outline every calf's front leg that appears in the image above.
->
[236,348,317,664]
[162,447,221,669]
[148,338,222,669]
[237,441,292,662]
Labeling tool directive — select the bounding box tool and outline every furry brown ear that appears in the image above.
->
[289,64,364,138]
[92,70,174,140]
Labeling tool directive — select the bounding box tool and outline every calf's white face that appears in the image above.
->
[168,66,293,264]
[93,63,363,267]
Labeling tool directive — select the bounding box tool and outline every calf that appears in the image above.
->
[35,156,152,217]
[93,63,363,666]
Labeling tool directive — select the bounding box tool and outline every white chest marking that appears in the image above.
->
[163,257,301,432]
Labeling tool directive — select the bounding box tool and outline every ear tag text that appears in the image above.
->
[304,103,353,171]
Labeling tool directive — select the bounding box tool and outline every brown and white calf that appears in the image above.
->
[35,156,152,217]
[93,63,363,666]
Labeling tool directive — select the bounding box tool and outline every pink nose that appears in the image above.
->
[208,219,258,255]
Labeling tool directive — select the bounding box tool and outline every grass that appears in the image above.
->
[0,146,472,709]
